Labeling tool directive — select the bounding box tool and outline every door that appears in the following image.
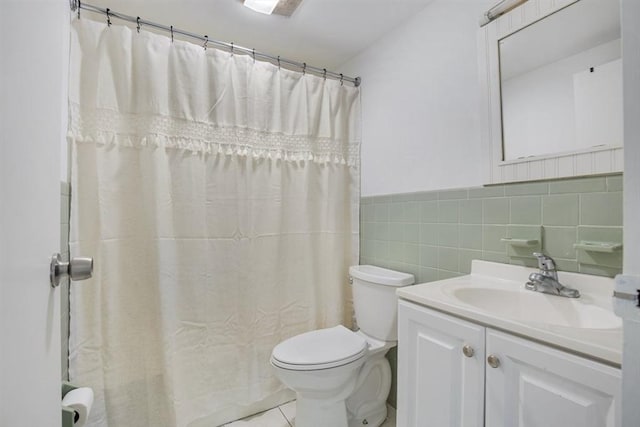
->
[0,0,69,425]
[621,0,640,425]
[485,329,621,427]
[397,300,485,427]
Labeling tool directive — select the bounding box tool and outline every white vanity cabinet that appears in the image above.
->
[396,300,485,427]
[397,300,621,427]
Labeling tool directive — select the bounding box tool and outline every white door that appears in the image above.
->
[485,329,621,427]
[0,1,70,425]
[397,300,485,427]
[620,0,640,425]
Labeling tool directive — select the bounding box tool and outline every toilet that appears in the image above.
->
[270,265,414,427]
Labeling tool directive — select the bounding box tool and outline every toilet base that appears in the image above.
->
[346,352,392,427]
[348,404,387,427]
[297,396,350,427]
[290,355,392,427]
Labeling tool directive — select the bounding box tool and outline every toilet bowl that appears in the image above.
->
[270,265,414,427]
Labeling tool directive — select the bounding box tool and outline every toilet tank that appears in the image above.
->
[349,265,414,341]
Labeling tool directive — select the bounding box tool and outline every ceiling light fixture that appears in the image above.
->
[243,0,303,17]
[243,0,279,15]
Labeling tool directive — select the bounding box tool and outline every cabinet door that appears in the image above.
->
[397,300,485,427]
[485,329,621,427]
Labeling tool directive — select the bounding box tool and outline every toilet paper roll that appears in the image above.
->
[62,387,94,427]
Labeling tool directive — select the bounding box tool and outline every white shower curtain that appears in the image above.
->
[67,19,360,427]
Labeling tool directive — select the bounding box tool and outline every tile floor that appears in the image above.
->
[223,400,396,427]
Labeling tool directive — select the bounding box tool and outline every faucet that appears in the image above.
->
[525,253,580,298]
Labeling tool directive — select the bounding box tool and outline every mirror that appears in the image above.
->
[499,0,622,161]
[478,0,624,184]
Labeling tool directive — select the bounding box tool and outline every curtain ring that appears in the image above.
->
[106,8,112,27]
[230,42,234,55]
[77,0,81,19]
[340,74,344,86]
[136,17,141,33]
[277,56,281,69]
[302,63,307,75]
[252,48,256,62]
[323,68,327,80]
[203,35,208,50]
[170,25,174,43]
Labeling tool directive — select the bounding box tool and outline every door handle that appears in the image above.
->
[50,252,93,288]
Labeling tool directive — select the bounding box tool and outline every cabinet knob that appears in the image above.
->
[462,345,475,358]
[487,354,500,368]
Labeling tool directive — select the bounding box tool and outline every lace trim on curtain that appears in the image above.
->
[68,103,360,166]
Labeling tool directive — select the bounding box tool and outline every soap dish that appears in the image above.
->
[501,238,539,247]
[573,241,623,253]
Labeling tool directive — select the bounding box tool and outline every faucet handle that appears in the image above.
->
[533,252,556,271]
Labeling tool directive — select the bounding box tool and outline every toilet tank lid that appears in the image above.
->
[349,265,415,287]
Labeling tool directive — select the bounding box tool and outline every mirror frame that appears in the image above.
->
[478,0,623,185]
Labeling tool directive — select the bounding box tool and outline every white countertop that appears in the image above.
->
[397,261,623,366]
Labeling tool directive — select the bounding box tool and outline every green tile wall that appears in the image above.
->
[361,174,623,407]
[361,174,623,282]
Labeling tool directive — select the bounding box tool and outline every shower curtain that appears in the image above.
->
[67,19,360,427]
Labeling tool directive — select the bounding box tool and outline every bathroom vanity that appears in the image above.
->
[395,261,622,427]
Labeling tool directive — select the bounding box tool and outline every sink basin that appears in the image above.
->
[449,287,622,330]
[397,260,623,365]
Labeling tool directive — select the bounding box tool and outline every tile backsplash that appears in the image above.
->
[361,174,623,408]
[360,174,623,282]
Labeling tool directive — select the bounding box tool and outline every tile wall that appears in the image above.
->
[360,174,623,407]
[61,182,71,380]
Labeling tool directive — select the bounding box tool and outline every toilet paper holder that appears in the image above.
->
[62,382,94,427]
[62,382,78,427]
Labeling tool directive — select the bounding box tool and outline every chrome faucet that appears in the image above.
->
[525,253,580,298]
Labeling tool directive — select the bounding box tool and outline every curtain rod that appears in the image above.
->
[69,0,361,87]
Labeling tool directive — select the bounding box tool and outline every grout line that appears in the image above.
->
[277,405,293,427]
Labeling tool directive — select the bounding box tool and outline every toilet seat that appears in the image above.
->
[271,325,367,371]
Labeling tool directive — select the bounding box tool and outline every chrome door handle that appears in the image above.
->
[50,252,93,288]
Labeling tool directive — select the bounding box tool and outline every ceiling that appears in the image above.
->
[82,0,436,71]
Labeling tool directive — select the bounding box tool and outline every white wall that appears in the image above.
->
[341,0,493,196]
[0,0,69,425]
